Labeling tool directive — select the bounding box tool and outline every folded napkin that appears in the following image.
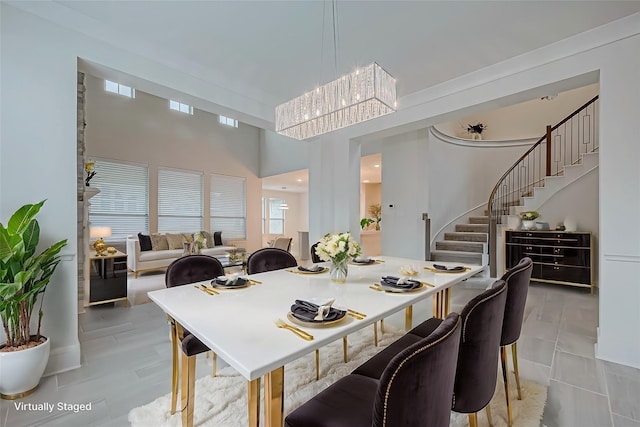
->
[290,300,345,322]
[380,276,421,290]
[298,265,324,272]
[433,264,465,272]
[213,276,248,287]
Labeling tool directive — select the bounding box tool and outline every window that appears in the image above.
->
[104,80,135,98]
[210,174,246,239]
[261,197,266,234]
[268,198,286,235]
[88,160,148,240]
[169,100,193,115]
[158,169,203,232]
[219,115,238,128]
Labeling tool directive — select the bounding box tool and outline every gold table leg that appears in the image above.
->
[432,288,452,319]
[181,353,196,427]
[315,349,320,380]
[264,366,284,427]
[373,323,378,346]
[405,305,413,330]
[170,322,179,415]
[248,377,261,427]
[380,318,385,333]
[343,336,348,363]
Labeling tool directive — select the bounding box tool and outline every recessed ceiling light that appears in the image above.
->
[363,180,370,183]
[296,178,303,182]
[374,164,380,168]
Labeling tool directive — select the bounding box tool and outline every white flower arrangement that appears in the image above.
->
[315,232,362,263]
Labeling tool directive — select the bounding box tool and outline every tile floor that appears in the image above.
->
[1,274,639,427]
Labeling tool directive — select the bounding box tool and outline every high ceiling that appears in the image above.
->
[25,1,640,117]
[14,1,639,193]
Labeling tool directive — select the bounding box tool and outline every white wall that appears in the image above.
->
[438,83,600,140]
[260,130,310,178]
[1,5,81,374]
[84,74,263,250]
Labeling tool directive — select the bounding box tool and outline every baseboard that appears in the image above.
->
[43,341,81,376]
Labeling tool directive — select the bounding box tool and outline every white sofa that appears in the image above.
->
[126,235,236,278]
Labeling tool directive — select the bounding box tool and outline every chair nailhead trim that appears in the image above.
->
[382,316,461,427]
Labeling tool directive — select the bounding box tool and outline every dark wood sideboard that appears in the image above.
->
[504,230,593,293]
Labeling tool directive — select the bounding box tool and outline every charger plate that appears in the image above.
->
[424,266,470,274]
[287,267,329,275]
[210,278,250,289]
[349,259,383,266]
[374,282,425,293]
[287,311,347,328]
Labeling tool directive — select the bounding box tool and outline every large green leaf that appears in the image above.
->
[7,200,44,235]
[0,200,68,347]
[21,219,40,257]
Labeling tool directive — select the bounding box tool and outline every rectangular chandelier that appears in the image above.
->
[275,62,397,140]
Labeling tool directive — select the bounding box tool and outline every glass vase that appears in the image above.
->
[330,258,349,283]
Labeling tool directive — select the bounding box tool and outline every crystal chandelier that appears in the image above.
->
[275,62,397,140]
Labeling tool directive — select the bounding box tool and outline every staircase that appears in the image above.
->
[487,95,600,276]
[514,151,599,214]
[431,216,488,265]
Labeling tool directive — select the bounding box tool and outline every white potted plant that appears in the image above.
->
[520,211,540,230]
[0,200,67,399]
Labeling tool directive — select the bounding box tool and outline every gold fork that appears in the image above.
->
[273,319,314,341]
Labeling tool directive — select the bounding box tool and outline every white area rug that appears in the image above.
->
[129,327,546,427]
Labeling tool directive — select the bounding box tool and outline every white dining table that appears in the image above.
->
[148,256,485,427]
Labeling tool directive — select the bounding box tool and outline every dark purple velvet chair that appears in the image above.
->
[246,247,297,274]
[353,280,508,427]
[164,255,224,422]
[310,241,322,263]
[284,313,461,427]
[499,257,533,426]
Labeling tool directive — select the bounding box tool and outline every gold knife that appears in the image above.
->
[199,285,219,295]
[347,309,367,318]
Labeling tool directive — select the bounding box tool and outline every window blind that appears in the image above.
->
[268,198,285,235]
[210,174,246,239]
[88,160,149,240]
[158,168,203,233]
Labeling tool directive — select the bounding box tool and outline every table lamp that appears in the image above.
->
[90,226,111,256]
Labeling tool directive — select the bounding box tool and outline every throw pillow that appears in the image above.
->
[165,233,186,250]
[150,233,169,251]
[138,233,152,251]
[200,231,214,248]
[181,233,194,243]
[213,231,223,246]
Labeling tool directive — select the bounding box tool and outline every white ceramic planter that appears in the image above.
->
[0,336,50,399]
[522,220,536,230]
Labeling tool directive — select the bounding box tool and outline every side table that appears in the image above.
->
[88,250,128,307]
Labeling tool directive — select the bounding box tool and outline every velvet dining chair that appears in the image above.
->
[309,241,322,263]
[498,257,533,426]
[284,313,462,427]
[246,247,297,274]
[164,255,224,418]
[352,280,508,427]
